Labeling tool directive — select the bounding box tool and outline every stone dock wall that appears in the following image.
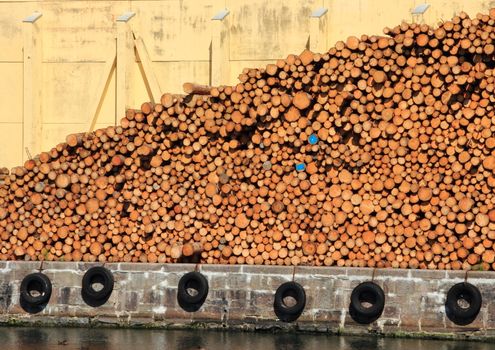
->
[0,261,494,341]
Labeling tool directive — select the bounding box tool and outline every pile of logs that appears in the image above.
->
[0,168,8,184]
[2,10,495,270]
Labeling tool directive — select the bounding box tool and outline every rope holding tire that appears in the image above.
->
[273,281,306,322]
[81,266,114,307]
[20,272,52,313]
[445,282,482,326]
[349,281,385,324]
[177,271,209,312]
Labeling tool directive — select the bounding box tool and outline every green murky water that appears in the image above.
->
[0,327,491,350]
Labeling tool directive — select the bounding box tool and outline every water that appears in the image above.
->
[0,327,491,350]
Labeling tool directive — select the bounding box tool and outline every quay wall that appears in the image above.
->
[0,262,495,341]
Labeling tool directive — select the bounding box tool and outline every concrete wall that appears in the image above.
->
[1,261,495,341]
[0,0,494,169]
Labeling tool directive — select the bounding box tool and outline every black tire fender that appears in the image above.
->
[81,266,114,303]
[349,281,385,324]
[20,272,52,306]
[273,281,306,322]
[177,271,209,306]
[445,282,482,326]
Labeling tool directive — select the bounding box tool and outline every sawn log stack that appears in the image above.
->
[2,10,495,270]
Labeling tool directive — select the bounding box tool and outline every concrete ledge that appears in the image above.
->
[0,262,494,342]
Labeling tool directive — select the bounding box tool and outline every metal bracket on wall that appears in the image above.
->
[411,3,430,24]
[212,9,230,21]
[310,7,328,18]
[23,12,42,23]
[116,12,136,22]
[411,3,430,15]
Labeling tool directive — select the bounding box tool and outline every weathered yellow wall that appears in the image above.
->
[0,0,492,169]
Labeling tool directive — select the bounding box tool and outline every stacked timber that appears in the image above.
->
[2,10,495,270]
[0,168,8,184]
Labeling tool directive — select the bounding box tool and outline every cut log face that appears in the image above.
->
[3,10,495,269]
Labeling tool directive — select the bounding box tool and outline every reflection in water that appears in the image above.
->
[273,333,305,350]
[176,334,205,350]
[0,327,491,350]
[344,336,380,350]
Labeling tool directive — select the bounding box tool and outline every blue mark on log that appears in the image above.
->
[308,134,318,145]
[295,163,306,171]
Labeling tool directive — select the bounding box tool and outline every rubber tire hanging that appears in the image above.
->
[273,281,306,322]
[20,272,52,310]
[177,271,209,312]
[81,266,114,307]
[349,281,385,324]
[445,282,482,325]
